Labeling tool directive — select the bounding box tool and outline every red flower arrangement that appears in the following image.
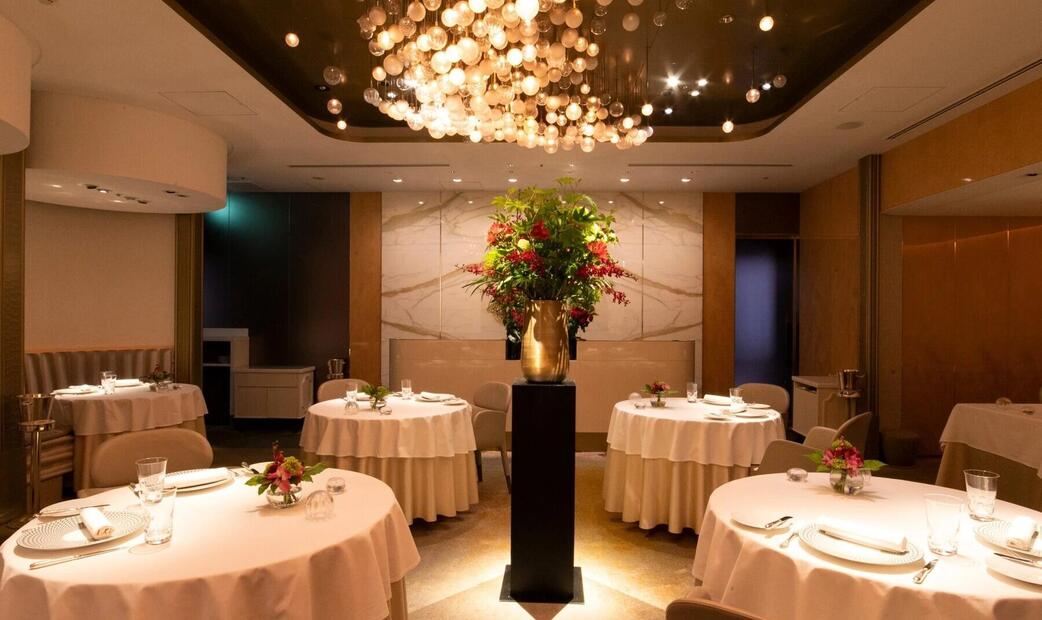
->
[246,442,327,503]
[460,178,634,336]
[807,438,885,474]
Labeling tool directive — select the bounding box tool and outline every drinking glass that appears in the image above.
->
[101,370,117,395]
[345,379,359,402]
[686,382,698,402]
[142,487,176,544]
[401,379,413,399]
[924,493,963,555]
[729,387,745,406]
[136,456,167,498]
[964,469,999,521]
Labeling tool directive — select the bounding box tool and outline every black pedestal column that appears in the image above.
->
[503,379,582,603]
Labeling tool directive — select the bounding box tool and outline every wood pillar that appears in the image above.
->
[0,151,26,532]
[348,193,382,385]
[175,213,203,386]
[702,193,736,394]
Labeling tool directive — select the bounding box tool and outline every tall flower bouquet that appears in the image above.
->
[460,178,634,338]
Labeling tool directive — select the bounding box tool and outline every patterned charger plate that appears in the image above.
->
[18,510,146,551]
[798,524,923,566]
[975,520,1042,558]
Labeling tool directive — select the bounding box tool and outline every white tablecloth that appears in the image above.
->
[692,473,1042,620]
[606,398,785,466]
[51,383,208,435]
[604,398,785,533]
[300,397,478,523]
[940,403,1042,478]
[0,469,420,620]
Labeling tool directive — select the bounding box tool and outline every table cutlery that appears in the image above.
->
[780,530,800,548]
[241,461,261,474]
[29,545,128,569]
[34,503,110,519]
[913,558,938,584]
[764,515,793,530]
[995,552,1042,568]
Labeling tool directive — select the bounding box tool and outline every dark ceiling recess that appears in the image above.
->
[164,0,930,142]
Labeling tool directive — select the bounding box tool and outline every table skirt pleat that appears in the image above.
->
[303,451,479,524]
[602,448,752,534]
[73,417,207,490]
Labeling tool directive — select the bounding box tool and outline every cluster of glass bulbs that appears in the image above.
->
[353,0,655,152]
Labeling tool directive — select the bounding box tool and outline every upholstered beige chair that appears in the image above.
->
[666,597,763,620]
[317,378,371,402]
[803,411,873,453]
[755,439,818,475]
[737,382,790,423]
[471,381,511,492]
[80,428,213,497]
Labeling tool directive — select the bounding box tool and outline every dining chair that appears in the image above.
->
[802,411,873,452]
[665,597,764,620]
[471,381,511,492]
[755,439,817,475]
[736,382,790,423]
[80,428,213,497]
[317,378,371,402]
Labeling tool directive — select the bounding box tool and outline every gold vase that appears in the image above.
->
[520,300,569,383]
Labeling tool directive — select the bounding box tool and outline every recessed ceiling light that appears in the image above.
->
[507,177,518,183]
[468,199,474,204]
[759,15,775,31]
[961,177,973,182]
[689,90,700,97]
[48,183,62,189]
[658,200,665,205]
[619,177,630,183]
[392,178,403,183]
[284,32,300,47]
[98,188,109,194]
[664,107,673,115]
[762,82,772,91]
[722,120,735,134]
[452,178,462,183]
[418,200,425,205]
[112,199,122,203]
[336,119,347,130]
[665,76,681,89]
[608,200,615,204]
[697,78,709,87]
[681,177,691,183]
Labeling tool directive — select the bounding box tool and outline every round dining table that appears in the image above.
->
[50,383,208,491]
[692,473,1042,620]
[299,396,478,523]
[603,397,785,533]
[0,468,419,620]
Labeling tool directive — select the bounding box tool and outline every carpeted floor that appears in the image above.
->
[206,424,940,619]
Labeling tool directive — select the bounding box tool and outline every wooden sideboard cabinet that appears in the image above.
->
[233,366,315,419]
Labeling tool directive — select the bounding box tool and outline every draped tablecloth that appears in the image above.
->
[300,397,478,523]
[937,403,1042,511]
[51,384,208,490]
[603,398,784,533]
[0,469,420,620]
[692,473,1042,620]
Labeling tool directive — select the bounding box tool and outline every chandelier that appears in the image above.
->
[352,0,655,153]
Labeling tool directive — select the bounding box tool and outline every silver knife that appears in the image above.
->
[30,545,127,570]
[995,552,1042,568]
[913,558,938,584]
[34,503,110,518]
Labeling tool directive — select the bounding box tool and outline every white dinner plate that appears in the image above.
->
[976,520,1042,558]
[443,399,467,406]
[731,510,792,531]
[798,524,923,566]
[52,386,98,396]
[114,379,142,388]
[703,413,731,421]
[734,411,769,419]
[18,510,146,551]
[985,553,1042,585]
[747,403,772,410]
[164,468,235,492]
[419,395,454,402]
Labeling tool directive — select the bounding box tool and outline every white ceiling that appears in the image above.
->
[2,0,1041,197]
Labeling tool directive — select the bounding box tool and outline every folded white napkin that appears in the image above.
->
[165,467,228,489]
[817,516,908,554]
[703,394,731,406]
[1008,516,1040,551]
[79,507,114,540]
[419,391,453,401]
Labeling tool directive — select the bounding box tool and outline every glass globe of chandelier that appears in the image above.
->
[353,0,654,153]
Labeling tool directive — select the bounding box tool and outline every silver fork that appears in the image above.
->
[29,545,129,570]
[913,557,938,584]
[779,530,800,548]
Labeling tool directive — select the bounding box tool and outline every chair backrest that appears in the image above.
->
[756,439,817,475]
[835,411,872,453]
[736,383,790,415]
[25,347,173,394]
[473,381,510,413]
[666,598,764,620]
[317,378,371,402]
[90,428,214,488]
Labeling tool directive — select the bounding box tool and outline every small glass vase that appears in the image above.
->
[650,394,667,408]
[370,399,385,410]
[266,484,302,508]
[829,469,864,495]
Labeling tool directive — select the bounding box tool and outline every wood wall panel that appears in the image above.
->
[349,193,382,386]
[702,192,735,393]
[175,213,203,386]
[901,216,1042,454]
[882,78,1042,211]
[799,168,860,376]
